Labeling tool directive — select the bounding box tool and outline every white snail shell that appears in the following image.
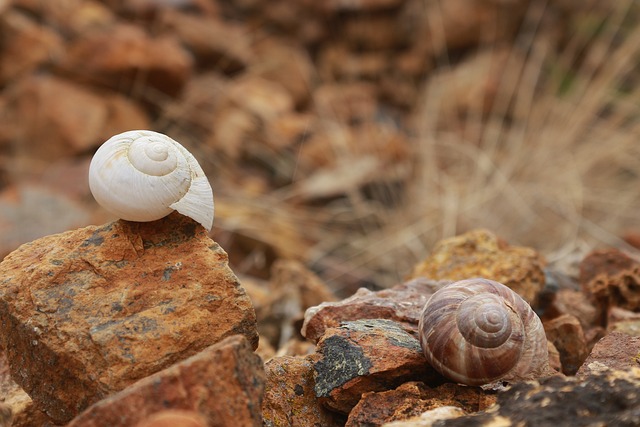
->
[89,130,214,230]
[418,278,549,386]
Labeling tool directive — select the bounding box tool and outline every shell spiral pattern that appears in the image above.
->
[418,278,548,386]
[89,130,214,230]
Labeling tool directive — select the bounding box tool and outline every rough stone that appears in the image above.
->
[67,335,264,427]
[0,75,149,161]
[439,368,640,426]
[576,331,640,378]
[346,381,496,427]
[263,356,344,427]
[0,183,91,258]
[543,314,589,375]
[541,288,600,332]
[160,10,252,73]
[302,277,448,343]
[381,406,466,427]
[58,23,192,97]
[0,10,63,84]
[252,259,336,351]
[0,212,257,423]
[134,410,207,427]
[608,307,640,336]
[312,319,443,414]
[579,248,640,312]
[410,229,546,304]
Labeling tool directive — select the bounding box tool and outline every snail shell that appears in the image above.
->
[418,278,548,386]
[89,130,214,230]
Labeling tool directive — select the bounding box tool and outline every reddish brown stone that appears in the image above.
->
[576,331,640,378]
[312,319,443,414]
[263,356,343,427]
[579,249,640,312]
[0,213,257,423]
[543,314,589,375]
[134,410,207,427]
[608,307,640,336]
[0,10,63,84]
[0,184,91,258]
[67,335,264,427]
[0,74,149,161]
[382,406,466,426]
[410,229,546,304]
[542,288,599,331]
[58,23,192,97]
[160,11,252,72]
[346,381,496,427]
[302,278,448,343]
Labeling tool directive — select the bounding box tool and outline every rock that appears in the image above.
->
[579,248,640,311]
[0,10,63,84]
[160,10,253,72]
[67,335,264,427]
[312,319,443,414]
[576,331,640,377]
[410,229,546,304]
[134,410,207,427]
[0,212,257,423]
[302,278,448,343]
[263,356,344,427]
[381,406,466,427]
[9,0,115,37]
[346,381,496,427]
[0,75,107,159]
[0,74,149,160]
[253,38,314,107]
[0,351,56,427]
[252,259,336,351]
[608,307,640,336]
[58,23,192,97]
[439,368,640,426]
[541,288,600,332]
[543,314,589,375]
[0,183,91,258]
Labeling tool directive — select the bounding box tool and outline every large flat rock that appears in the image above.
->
[0,213,258,423]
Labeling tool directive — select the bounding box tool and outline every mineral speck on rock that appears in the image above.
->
[0,212,258,423]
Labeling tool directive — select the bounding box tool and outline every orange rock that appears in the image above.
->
[576,331,640,378]
[135,410,207,427]
[543,314,589,375]
[263,356,343,427]
[0,10,63,84]
[0,183,91,258]
[312,319,443,414]
[579,249,640,312]
[68,336,264,427]
[410,229,546,304]
[302,277,448,343]
[58,23,192,97]
[160,10,252,73]
[0,213,257,423]
[0,73,148,161]
[346,381,496,426]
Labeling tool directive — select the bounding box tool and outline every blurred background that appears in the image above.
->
[1,0,640,296]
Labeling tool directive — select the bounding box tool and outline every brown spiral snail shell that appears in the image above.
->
[418,278,549,386]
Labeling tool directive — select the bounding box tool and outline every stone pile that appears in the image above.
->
[1,226,639,425]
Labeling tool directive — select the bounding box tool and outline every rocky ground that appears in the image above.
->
[1,220,640,426]
[1,0,640,426]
